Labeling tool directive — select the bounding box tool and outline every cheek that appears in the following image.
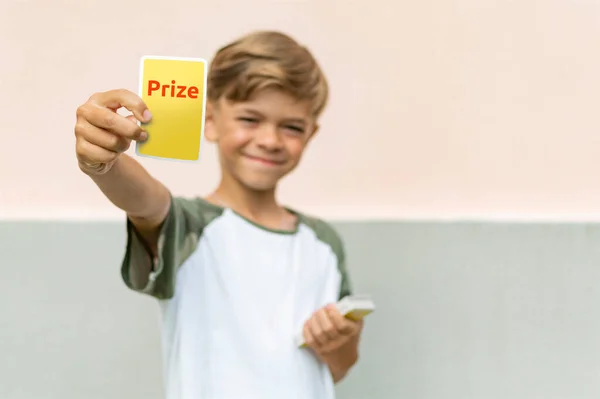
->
[285,138,308,160]
[218,126,253,155]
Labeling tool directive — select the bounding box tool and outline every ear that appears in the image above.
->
[204,101,218,143]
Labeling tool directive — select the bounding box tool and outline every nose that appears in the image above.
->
[255,124,283,151]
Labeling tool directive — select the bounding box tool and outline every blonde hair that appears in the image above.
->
[207,31,329,119]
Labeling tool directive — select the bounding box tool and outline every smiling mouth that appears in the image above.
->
[244,154,284,166]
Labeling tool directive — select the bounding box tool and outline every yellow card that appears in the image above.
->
[136,56,207,161]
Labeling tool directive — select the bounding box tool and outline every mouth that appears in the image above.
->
[243,154,285,166]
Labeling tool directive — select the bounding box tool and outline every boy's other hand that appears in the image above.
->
[74,89,152,175]
[303,304,363,357]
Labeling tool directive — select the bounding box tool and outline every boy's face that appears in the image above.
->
[205,88,319,192]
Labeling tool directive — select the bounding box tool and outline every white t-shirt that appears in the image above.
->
[121,196,353,399]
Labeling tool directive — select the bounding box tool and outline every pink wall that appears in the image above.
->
[2,0,600,220]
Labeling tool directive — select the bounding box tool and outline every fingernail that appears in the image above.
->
[139,131,148,142]
[143,109,152,122]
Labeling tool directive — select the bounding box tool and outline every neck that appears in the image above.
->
[211,175,282,219]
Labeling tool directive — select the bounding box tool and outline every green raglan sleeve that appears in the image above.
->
[301,215,353,300]
[336,238,353,300]
[121,194,205,300]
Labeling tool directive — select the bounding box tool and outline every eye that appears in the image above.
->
[238,117,259,124]
[284,125,305,133]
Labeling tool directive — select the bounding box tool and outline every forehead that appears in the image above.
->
[223,88,313,121]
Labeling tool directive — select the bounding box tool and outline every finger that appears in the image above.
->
[306,318,326,346]
[308,311,330,345]
[125,115,148,142]
[77,120,131,153]
[316,308,340,341]
[303,322,316,348]
[91,89,152,123]
[75,137,119,165]
[327,306,353,335]
[79,106,147,141]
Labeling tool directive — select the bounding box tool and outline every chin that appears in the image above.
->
[237,174,280,192]
[226,161,296,192]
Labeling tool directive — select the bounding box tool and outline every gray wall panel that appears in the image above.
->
[1,221,599,399]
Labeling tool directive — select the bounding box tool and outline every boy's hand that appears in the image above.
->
[74,89,152,175]
[303,304,363,357]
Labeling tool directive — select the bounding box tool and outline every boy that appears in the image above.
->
[74,31,363,399]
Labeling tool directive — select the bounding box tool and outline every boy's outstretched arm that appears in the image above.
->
[75,89,171,255]
[303,305,364,383]
[88,154,171,254]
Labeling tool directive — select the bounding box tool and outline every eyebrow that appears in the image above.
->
[238,108,307,125]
